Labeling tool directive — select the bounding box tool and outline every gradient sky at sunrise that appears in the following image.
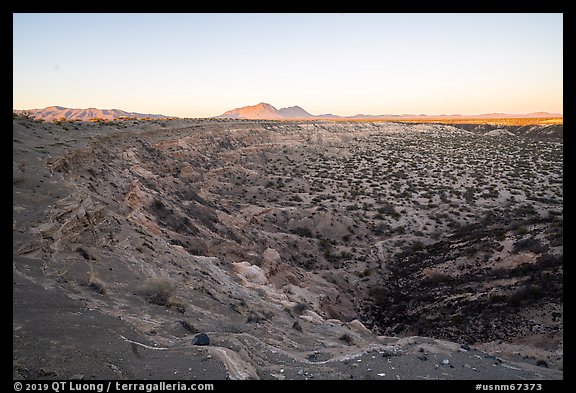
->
[13,13,563,118]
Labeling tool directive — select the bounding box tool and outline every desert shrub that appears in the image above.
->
[488,292,507,303]
[141,278,177,306]
[507,284,543,306]
[427,271,451,283]
[291,302,308,316]
[393,225,406,235]
[410,241,425,252]
[177,320,198,333]
[465,244,481,257]
[513,203,537,217]
[495,231,506,241]
[369,287,388,306]
[545,224,563,247]
[377,203,400,219]
[87,273,106,294]
[76,246,97,260]
[513,237,545,254]
[152,198,166,211]
[339,333,354,345]
[535,253,562,268]
[246,311,266,323]
[536,359,549,368]
[318,238,332,250]
[291,227,314,238]
[490,266,509,278]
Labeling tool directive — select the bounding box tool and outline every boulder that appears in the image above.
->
[192,333,210,346]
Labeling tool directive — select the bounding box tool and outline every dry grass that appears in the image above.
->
[141,278,178,307]
[87,272,107,294]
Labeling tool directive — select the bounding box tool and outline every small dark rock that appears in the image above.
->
[292,321,302,331]
[418,355,428,361]
[536,359,548,368]
[192,333,210,346]
[461,344,471,351]
[38,368,57,377]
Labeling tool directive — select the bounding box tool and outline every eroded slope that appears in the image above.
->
[13,118,562,379]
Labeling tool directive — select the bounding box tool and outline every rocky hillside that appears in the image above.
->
[448,123,563,139]
[13,117,562,380]
[13,106,171,122]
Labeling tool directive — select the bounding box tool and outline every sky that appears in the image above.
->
[13,13,563,118]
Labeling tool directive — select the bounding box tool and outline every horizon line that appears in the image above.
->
[13,104,564,119]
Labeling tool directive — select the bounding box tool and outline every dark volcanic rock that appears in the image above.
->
[192,333,210,346]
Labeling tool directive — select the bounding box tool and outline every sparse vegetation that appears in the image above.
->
[13,116,562,379]
[291,227,314,238]
[507,284,544,306]
[177,319,198,333]
[513,237,547,254]
[246,311,266,323]
[87,272,107,294]
[426,271,452,284]
[141,278,178,307]
[536,359,549,368]
[291,302,308,316]
[339,333,354,345]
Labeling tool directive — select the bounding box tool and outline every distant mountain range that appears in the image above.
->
[216,103,563,120]
[13,104,563,122]
[13,106,171,122]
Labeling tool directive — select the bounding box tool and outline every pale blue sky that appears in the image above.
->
[13,13,563,117]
